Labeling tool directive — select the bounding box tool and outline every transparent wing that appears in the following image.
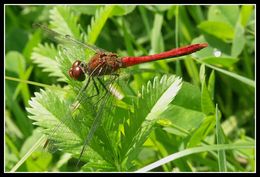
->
[33,23,107,53]
[33,23,122,165]
[76,75,119,165]
[42,48,120,165]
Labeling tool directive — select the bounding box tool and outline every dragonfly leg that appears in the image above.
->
[71,77,91,112]
[86,78,100,99]
[91,78,108,106]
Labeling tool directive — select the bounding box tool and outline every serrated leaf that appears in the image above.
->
[87,5,115,44]
[120,75,182,165]
[31,43,65,82]
[82,160,116,172]
[49,6,81,39]
[26,89,104,164]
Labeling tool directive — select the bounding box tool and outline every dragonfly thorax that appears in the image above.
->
[68,53,122,81]
[86,52,122,77]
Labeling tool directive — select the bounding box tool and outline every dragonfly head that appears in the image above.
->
[68,60,87,81]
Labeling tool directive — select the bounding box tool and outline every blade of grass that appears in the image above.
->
[10,135,46,172]
[195,59,255,88]
[216,104,227,171]
[136,143,254,172]
[5,76,63,91]
[175,6,182,76]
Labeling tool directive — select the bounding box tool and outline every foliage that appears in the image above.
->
[5,5,255,172]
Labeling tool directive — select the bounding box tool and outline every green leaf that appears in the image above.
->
[208,70,215,100]
[239,5,254,27]
[199,64,206,84]
[208,5,239,27]
[31,43,65,82]
[82,160,116,172]
[186,6,204,24]
[191,35,214,58]
[5,111,24,139]
[5,83,33,137]
[231,22,246,57]
[10,69,32,115]
[200,56,239,68]
[178,6,194,42]
[120,75,183,166]
[201,78,215,115]
[144,5,173,13]
[23,30,42,60]
[150,13,168,72]
[184,57,200,86]
[110,5,136,16]
[26,74,182,171]
[161,105,205,136]
[172,82,201,112]
[5,51,26,75]
[5,134,20,170]
[6,28,28,52]
[166,6,177,20]
[25,151,52,172]
[49,6,81,39]
[26,88,104,165]
[87,5,115,44]
[70,5,101,15]
[187,115,215,147]
[198,21,234,41]
[151,13,164,54]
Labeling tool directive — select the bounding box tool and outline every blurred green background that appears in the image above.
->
[5,5,255,172]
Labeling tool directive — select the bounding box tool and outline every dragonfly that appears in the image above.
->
[33,23,208,166]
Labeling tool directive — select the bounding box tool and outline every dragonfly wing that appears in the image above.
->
[33,23,107,53]
[76,75,118,165]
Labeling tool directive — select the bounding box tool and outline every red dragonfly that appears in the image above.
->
[33,23,208,166]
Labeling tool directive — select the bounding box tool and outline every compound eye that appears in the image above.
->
[74,67,82,78]
[72,60,81,68]
[68,68,74,78]
[68,66,85,81]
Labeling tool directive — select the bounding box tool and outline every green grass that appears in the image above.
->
[5,5,255,172]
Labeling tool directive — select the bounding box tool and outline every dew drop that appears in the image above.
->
[213,49,222,57]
